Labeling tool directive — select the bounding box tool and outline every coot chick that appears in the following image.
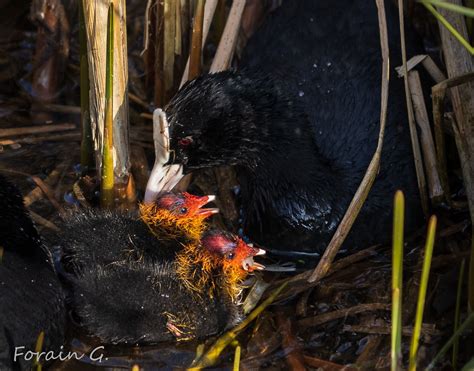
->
[140,191,218,241]
[0,175,65,370]
[60,192,217,275]
[176,229,265,300]
[66,229,264,343]
[146,0,423,256]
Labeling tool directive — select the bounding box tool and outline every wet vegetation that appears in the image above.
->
[0,0,474,369]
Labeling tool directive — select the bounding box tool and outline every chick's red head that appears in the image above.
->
[155,192,219,219]
[140,192,218,241]
[175,229,265,300]
[201,230,265,273]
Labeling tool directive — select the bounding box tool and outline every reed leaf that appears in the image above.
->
[408,215,437,371]
[419,0,474,17]
[392,190,404,371]
[421,2,474,55]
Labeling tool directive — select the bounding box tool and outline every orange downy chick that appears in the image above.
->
[139,192,218,241]
[176,230,265,302]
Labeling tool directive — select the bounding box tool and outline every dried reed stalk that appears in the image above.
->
[82,0,133,205]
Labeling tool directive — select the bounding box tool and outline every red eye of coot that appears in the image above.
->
[178,137,193,147]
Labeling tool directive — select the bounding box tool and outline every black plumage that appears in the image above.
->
[71,260,236,344]
[0,175,65,370]
[59,209,179,276]
[60,192,215,275]
[161,0,424,256]
[59,210,242,344]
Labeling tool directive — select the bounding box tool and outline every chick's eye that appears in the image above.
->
[178,136,193,147]
[180,207,188,214]
[226,252,235,260]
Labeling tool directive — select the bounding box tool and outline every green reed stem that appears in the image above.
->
[408,215,437,371]
[392,191,404,371]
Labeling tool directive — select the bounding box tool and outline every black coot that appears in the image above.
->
[147,0,424,257]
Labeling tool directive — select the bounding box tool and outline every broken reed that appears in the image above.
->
[100,2,115,208]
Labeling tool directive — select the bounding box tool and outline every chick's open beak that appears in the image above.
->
[241,243,266,272]
[194,195,219,217]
